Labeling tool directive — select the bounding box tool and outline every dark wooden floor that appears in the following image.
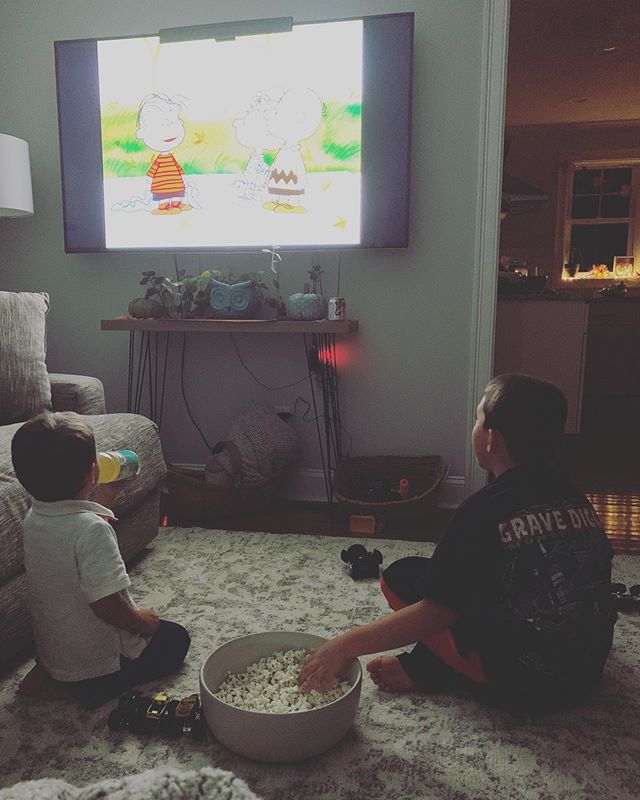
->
[163,405,639,554]
[563,402,639,553]
[162,495,454,544]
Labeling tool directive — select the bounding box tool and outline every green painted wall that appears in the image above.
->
[0,0,499,501]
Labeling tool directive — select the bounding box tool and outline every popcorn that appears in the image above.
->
[215,649,351,712]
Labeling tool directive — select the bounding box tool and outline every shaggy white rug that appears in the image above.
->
[0,766,261,800]
[1,528,639,800]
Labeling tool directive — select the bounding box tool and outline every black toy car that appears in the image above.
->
[174,693,203,736]
[107,690,205,738]
[611,583,640,611]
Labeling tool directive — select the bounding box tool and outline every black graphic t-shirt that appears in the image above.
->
[425,466,616,707]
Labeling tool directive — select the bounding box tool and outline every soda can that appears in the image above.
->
[328,297,346,320]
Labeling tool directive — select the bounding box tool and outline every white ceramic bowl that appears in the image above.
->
[199,631,362,762]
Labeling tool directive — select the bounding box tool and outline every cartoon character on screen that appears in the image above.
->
[233,93,283,203]
[136,94,190,215]
[264,88,323,214]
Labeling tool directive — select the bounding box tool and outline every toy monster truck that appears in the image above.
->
[107,690,205,738]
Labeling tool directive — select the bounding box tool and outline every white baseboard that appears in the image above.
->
[172,463,466,509]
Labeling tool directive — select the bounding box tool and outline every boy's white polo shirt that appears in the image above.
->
[23,498,148,682]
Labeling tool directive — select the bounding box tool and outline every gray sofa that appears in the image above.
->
[0,373,166,669]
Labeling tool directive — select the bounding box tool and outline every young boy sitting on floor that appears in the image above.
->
[299,374,617,712]
[12,411,190,708]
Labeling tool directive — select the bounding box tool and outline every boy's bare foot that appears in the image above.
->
[18,662,71,701]
[367,656,417,693]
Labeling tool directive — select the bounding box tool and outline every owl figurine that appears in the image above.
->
[209,278,260,319]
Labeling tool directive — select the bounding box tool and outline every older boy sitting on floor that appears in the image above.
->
[300,374,616,712]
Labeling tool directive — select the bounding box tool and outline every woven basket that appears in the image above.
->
[166,442,284,524]
[332,455,448,518]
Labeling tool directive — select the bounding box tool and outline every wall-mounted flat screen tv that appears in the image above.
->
[55,12,413,253]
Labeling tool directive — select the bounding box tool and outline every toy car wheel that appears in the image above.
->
[118,690,138,706]
[107,708,124,730]
[164,699,181,736]
[108,691,138,730]
[188,711,206,739]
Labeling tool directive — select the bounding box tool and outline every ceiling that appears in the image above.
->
[506,0,640,127]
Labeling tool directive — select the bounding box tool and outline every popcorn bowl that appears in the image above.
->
[199,631,362,762]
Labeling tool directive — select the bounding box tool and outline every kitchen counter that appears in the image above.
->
[498,292,640,302]
[497,291,585,301]
[588,295,640,302]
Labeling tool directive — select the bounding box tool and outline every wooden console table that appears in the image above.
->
[101,317,359,503]
[101,318,358,334]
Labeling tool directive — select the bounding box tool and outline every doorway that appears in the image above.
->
[495,0,640,550]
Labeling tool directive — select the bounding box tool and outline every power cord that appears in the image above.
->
[230,334,309,390]
[179,334,352,457]
[179,333,309,452]
[293,395,353,457]
[180,333,216,454]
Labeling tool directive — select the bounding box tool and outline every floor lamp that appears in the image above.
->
[0,133,34,218]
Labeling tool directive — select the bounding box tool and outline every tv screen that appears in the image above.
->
[55,12,413,253]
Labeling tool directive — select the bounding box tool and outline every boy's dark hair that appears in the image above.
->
[11,412,96,501]
[483,374,568,465]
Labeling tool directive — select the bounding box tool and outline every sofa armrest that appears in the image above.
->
[49,374,107,415]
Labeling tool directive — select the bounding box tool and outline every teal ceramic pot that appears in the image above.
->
[286,292,328,321]
[210,278,260,319]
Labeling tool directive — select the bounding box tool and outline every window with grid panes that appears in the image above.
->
[562,162,640,282]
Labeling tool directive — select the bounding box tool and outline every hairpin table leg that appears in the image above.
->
[126,330,170,429]
[305,332,344,510]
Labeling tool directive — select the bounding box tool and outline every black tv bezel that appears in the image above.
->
[54,12,414,254]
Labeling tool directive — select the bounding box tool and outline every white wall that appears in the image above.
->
[0,0,505,505]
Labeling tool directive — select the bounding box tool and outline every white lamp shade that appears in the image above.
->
[0,133,34,217]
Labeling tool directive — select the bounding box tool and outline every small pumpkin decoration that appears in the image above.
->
[286,263,328,321]
[286,292,328,321]
[128,297,164,319]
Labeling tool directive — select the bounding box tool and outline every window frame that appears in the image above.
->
[554,157,640,290]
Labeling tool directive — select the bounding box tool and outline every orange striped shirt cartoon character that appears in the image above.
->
[136,94,189,215]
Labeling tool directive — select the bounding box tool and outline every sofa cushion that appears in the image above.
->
[50,374,106,415]
[0,476,31,585]
[0,292,51,425]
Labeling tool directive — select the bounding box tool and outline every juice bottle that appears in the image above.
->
[97,450,140,483]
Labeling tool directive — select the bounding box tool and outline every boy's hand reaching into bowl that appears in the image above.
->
[298,637,353,693]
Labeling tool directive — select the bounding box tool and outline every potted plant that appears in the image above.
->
[131,260,285,320]
[133,269,215,318]
[164,270,216,318]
